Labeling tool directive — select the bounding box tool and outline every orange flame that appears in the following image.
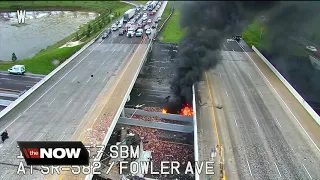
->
[180,105,193,116]
[162,108,168,114]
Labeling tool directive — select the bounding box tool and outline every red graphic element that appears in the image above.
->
[23,148,40,159]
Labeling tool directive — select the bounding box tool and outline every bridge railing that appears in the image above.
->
[252,45,320,125]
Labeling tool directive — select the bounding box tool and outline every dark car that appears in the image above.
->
[233,35,241,42]
[102,28,111,39]
[142,21,147,27]
[119,29,125,36]
[115,20,120,25]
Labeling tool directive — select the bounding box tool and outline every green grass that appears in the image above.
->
[157,1,171,31]
[159,8,185,43]
[136,1,147,5]
[242,22,265,49]
[0,1,132,74]
[11,23,29,27]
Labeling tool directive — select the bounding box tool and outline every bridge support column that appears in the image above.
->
[127,95,130,102]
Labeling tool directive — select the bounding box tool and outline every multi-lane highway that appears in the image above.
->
[0,72,43,110]
[205,39,320,180]
[0,2,167,180]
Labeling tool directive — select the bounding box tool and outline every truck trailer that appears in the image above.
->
[148,1,158,11]
[123,9,135,23]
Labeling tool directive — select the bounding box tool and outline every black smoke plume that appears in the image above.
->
[171,1,320,104]
[171,1,279,102]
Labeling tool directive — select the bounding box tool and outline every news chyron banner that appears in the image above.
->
[17,141,89,166]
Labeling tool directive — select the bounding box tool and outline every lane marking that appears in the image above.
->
[66,99,73,107]
[232,49,235,51]
[101,61,106,66]
[219,72,221,77]
[225,91,229,97]
[242,91,246,97]
[275,118,282,128]
[254,117,260,127]
[84,100,90,108]
[14,40,105,120]
[102,76,108,84]
[60,132,66,141]
[236,41,320,153]
[259,91,264,98]
[274,162,281,177]
[246,159,253,176]
[2,114,22,131]
[36,133,44,141]
[234,117,238,127]
[233,73,237,78]
[204,72,225,179]
[248,73,252,79]
[88,61,92,65]
[48,98,55,106]
[72,76,77,82]
[302,164,312,179]
[86,78,91,83]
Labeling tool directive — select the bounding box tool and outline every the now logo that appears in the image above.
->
[18,141,89,166]
[16,10,26,24]
[23,148,81,159]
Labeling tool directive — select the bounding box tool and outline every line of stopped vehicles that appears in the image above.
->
[102,1,162,39]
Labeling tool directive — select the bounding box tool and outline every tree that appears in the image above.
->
[75,32,79,40]
[99,21,103,29]
[12,52,17,62]
[86,24,92,37]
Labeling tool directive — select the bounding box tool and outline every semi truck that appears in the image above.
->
[148,1,158,11]
[123,9,135,23]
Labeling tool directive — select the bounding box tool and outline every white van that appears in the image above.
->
[8,65,25,75]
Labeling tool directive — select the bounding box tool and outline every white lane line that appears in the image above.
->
[112,49,115,53]
[254,117,260,126]
[275,118,282,128]
[2,114,22,131]
[242,91,246,97]
[232,49,235,51]
[66,99,73,107]
[246,159,253,176]
[48,98,55,106]
[274,162,281,177]
[302,164,312,179]
[233,73,237,78]
[102,61,106,66]
[259,91,264,98]
[234,117,238,127]
[11,131,24,145]
[87,78,91,83]
[225,91,229,97]
[248,73,252,79]
[36,133,44,141]
[219,72,221,77]
[236,41,320,153]
[16,40,105,119]
[102,76,108,83]
[223,44,227,50]
[89,61,92,65]
[60,132,66,141]
[72,76,78,82]
[120,39,124,43]
[84,100,90,108]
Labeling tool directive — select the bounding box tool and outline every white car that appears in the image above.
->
[147,19,152,23]
[306,46,317,52]
[8,65,25,75]
[145,28,152,35]
[127,28,135,37]
[111,24,118,31]
[118,23,123,28]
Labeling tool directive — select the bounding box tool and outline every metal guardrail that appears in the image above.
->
[157,5,174,34]
[252,46,320,125]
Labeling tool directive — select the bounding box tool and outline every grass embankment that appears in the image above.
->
[242,21,309,57]
[159,5,185,43]
[0,1,132,74]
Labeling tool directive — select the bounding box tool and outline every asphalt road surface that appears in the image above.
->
[0,72,44,110]
[0,5,165,179]
[205,39,320,180]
